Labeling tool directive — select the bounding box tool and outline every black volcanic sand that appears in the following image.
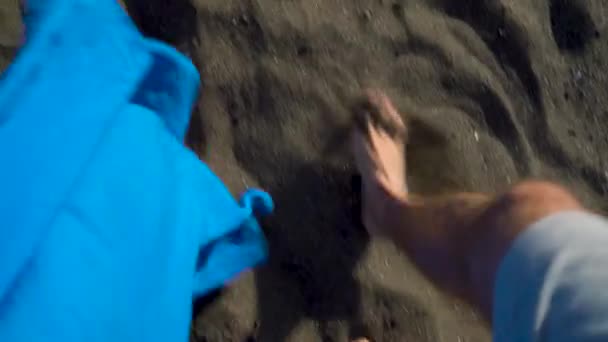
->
[2,0,608,341]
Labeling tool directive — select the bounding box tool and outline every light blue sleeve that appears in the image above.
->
[0,1,271,341]
[494,211,608,342]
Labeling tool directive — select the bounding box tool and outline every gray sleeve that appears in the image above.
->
[493,211,608,342]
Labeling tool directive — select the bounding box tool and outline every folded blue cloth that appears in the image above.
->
[0,1,272,340]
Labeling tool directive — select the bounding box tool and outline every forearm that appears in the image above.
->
[387,181,584,320]
[388,192,493,309]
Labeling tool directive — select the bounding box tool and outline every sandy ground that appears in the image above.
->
[2,0,608,341]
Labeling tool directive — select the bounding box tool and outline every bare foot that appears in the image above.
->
[352,90,408,236]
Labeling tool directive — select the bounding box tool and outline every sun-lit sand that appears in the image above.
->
[2,1,607,341]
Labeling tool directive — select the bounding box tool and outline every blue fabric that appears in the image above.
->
[0,0,272,340]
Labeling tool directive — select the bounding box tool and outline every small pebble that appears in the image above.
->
[474,131,479,142]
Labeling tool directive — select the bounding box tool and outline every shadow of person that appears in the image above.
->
[123,0,199,52]
[253,162,371,341]
[250,162,438,342]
